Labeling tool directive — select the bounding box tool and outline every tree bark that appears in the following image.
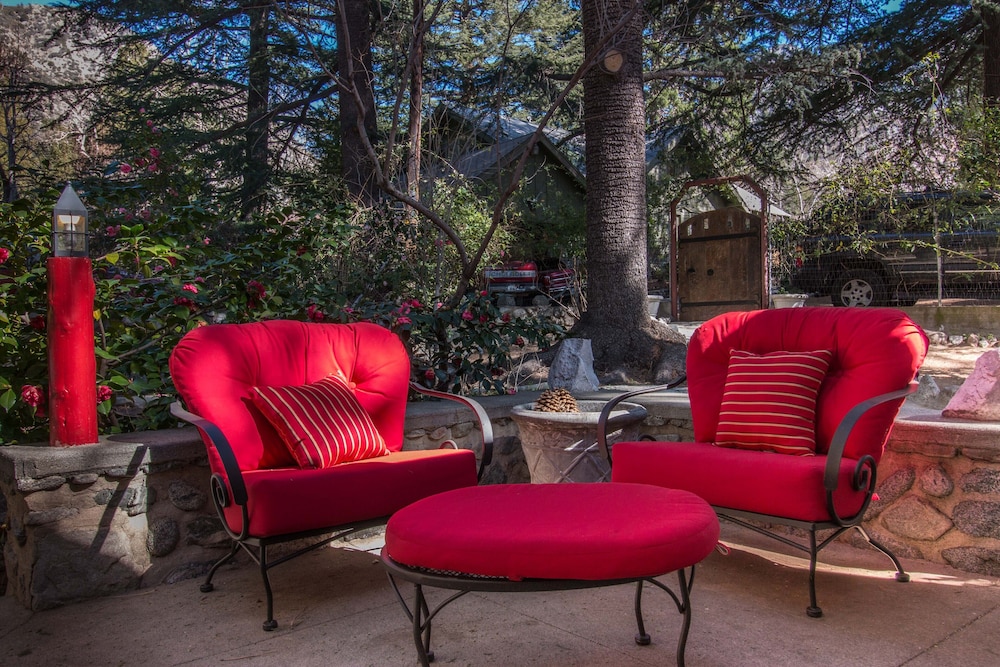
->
[242,1,271,218]
[983,2,1000,107]
[339,0,378,205]
[573,0,685,382]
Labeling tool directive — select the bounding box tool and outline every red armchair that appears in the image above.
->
[599,307,928,617]
[169,319,492,630]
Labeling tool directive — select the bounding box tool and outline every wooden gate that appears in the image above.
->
[669,177,769,322]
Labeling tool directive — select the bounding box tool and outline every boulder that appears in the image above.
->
[942,350,1000,421]
[548,338,600,392]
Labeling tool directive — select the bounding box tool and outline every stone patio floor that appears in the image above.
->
[2,520,998,666]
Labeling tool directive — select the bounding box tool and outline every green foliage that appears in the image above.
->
[0,123,564,444]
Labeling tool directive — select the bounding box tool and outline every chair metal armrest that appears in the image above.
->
[409,383,494,480]
[822,379,920,495]
[596,375,688,465]
[170,401,249,507]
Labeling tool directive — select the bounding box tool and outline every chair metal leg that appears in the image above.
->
[259,543,278,631]
[855,525,911,582]
[806,529,822,618]
[201,540,240,593]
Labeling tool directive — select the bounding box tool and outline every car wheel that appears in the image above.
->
[832,271,886,307]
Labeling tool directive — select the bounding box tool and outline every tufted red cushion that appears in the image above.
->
[612,440,867,522]
[384,483,720,582]
[169,320,410,473]
[715,349,832,456]
[687,308,927,460]
[223,449,478,538]
[251,374,389,468]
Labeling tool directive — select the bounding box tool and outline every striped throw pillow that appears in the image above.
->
[251,374,389,468]
[714,349,833,456]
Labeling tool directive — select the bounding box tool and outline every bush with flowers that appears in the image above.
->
[0,122,565,444]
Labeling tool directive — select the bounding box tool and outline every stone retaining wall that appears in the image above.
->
[2,393,998,612]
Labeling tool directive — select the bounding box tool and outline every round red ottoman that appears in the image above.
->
[382,482,720,666]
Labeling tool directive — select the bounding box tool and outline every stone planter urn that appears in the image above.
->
[770,293,809,308]
[511,400,647,483]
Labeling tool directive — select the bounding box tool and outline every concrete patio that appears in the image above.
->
[2,519,998,667]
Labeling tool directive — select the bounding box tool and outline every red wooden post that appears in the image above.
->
[47,256,98,446]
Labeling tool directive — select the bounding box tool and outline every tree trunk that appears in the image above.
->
[339,0,378,205]
[406,0,424,207]
[573,0,685,382]
[242,1,271,218]
[984,3,1000,107]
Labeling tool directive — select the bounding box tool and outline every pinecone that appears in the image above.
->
[534,388,579,413]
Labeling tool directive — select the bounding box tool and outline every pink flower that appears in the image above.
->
[461,310,473,321]
[139,107,146,114]
[21,385,44,408]
[182,283,198,294]
[147,163,158,172]
[479,290,488,297]
[516,336,525,346]
[119,163,132,174]
[150,147,161,158]
[502,313,511,323]
[507,388,518,395]
[106,225,120,237]
[0,247,9,263]
[146,119,154,127]
[396,316,411,325]
[96,386,113,403]
[203,237,211,245]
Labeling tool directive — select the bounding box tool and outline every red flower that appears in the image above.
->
[461,310,473,321]
[516,336,525,346]
[21,384,45,408]
[306,304,325,322]
[424,369,435,380]
[29,315,45,330]
[119,163,132,174]
[502,313,511,323]
[0,247,9,264]
[173,296,197,312]
[182,283,198,294]
[396,316,412,325]
[246,280,267,308]
[96,386,113,403]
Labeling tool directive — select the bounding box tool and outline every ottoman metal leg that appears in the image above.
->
[634,567,695,667]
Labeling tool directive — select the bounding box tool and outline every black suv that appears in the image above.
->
[791,191,1000,306]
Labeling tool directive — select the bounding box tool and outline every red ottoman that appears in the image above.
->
[381,483,720,666]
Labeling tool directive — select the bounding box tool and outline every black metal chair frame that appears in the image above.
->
[170,382,493,631]
[597,377,918,618]
[382,551,698,667]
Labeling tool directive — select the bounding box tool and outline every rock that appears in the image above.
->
[948,335,965,346]
[548,338,600,392]
[952,501,1000,539]
[942,350,1000,421]
[942,547,1000,577]
[147,517,180,557]
[168,480,207,512]
[881,496,953,541]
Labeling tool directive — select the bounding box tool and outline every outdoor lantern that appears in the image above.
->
[53,184,89,257]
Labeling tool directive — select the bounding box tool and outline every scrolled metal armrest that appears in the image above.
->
[822,380,919,524]
[596,375,688,465]
[409,383,494,480]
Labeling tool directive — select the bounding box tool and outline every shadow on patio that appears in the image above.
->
[2,521,997,667]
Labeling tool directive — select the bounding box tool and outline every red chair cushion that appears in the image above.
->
[251,374,389,468]
[715,349,832,456]
[169,320,410,472]
[223,449,478,538]
[384,483,720,581]
[687,308,928,460]
[611,440,867,522]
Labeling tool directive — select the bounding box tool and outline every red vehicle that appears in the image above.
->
[483,260,576,306]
